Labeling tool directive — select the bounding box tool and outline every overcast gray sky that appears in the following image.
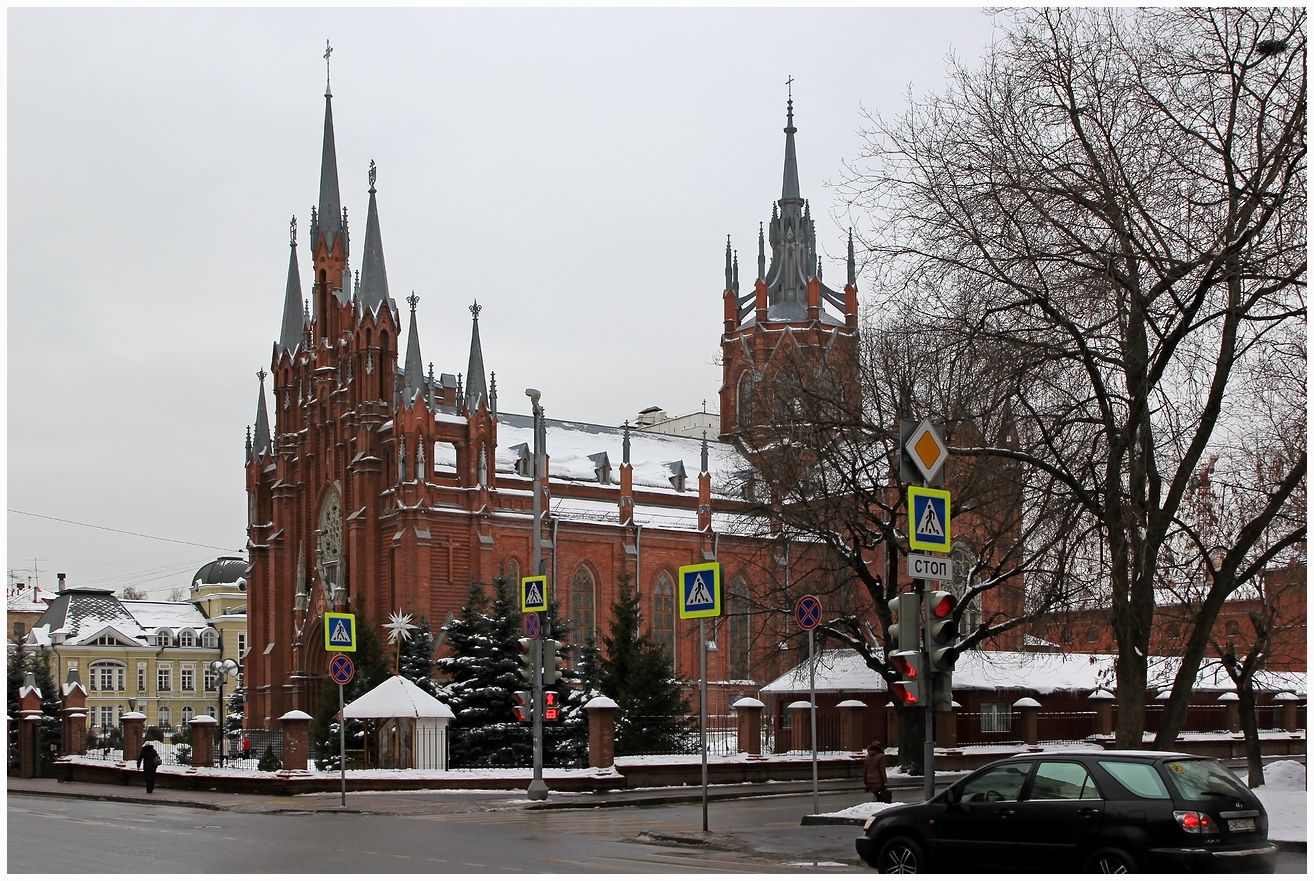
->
[8,7,999,598]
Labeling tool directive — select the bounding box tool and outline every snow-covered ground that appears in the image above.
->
[1252,759,1306,843]
[817,759,1307,842]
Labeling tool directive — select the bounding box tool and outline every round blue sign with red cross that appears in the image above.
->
[524,612,540,639]
[329,654,355,685]
[796,595,823,631]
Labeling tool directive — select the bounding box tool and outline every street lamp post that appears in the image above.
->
[210,659,240,766]
[526,388,548,802]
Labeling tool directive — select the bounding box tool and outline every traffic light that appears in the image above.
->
[926,590,958,672]
[517,637,535,685]
[543,690,561,722]
[512,690,533,722]
[890,650,925,706]
[887,592,922,653]
[541,640,564,686]
[931,672,953,712]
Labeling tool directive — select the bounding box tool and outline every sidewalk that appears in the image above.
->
[8,774,862,816]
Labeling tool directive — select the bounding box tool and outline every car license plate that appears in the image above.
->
[1227,818,1256,833]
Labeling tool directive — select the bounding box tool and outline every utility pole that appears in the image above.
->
[526,388,548,802]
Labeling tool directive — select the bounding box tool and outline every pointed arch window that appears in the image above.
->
[504,558,521,587]
[570,566,595,645]
[727,581,750,680]
[652,572,675,656]
[737,372,755,429]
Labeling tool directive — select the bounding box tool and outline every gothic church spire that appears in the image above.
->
[357,160,390,313]
[464,302,488,413]
[278,217,304,352]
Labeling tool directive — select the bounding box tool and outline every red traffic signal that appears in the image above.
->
[512,690,532,722]
[891,650,925,706]
[543,690,560,722]
[927,590,958,672]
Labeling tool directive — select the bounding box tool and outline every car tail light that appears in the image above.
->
[1174,811,1219,834]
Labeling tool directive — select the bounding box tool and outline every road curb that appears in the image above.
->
[801,814,866,826]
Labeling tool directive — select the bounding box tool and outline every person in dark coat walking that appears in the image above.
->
[864,741,890,802]
[137,742,161,793]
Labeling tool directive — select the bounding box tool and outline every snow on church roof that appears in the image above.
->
[761,649,1307,696]
[342,675,455,719]
[494,413,745,495]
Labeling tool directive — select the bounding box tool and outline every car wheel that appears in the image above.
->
[1083,847,1138,874]
[877,836,925,874]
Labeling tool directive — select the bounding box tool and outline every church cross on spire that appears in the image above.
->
[324,40,333,97]
[407,292,419,313]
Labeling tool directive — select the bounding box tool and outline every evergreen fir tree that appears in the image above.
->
[398,616,442,698]
[311,607,391,770]
[601,570,694,756]
[435,578,531,767]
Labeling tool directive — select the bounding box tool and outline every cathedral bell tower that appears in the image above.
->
[719,93,860,445]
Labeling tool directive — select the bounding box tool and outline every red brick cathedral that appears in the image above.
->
[242,81,863,730]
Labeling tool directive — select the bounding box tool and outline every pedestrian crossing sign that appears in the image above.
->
[521,575,548,613]
[324,612,356,652]
[908,487,952,553]
[678,563,722,619]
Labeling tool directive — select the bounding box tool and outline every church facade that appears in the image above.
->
[242,80,875,731]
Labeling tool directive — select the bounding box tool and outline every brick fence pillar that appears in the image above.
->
[787,701,812,753]
[1218,692,1240,733]
[189,716,217,767]
[60,670,89,757]
[121,712,146,763]
[1274,693,1300,732]
[732,697,764,756]
[885,702,900,750]
[837,700,868,752]
[585,696,618,769]
[1014,697,1041,747]
[18,673,43,779]
[279,710,313,771]
[935,705,958,749]
[1088,689,1115,736]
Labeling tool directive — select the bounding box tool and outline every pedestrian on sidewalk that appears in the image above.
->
[137,742,161,794]
[864,741,890,803]
[241,735,252,761]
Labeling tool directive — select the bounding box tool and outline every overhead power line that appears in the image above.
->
[9,509,240,552]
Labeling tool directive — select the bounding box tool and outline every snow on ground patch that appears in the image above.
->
[814,800,905,822]
[1252,760,1306,843]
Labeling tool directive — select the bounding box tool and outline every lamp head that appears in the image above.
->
[525,388,541,406]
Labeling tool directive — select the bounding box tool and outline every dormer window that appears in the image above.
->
[511,443,531,477]
[666,460,687,493]
[179,630,196,648]
[201,630,219,649]
[589,452,612,486]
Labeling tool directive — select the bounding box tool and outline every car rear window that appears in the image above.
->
[1162,759,1251,800]
[1099,761,1171,799]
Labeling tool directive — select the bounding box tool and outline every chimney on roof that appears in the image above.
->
[58,573,66,592]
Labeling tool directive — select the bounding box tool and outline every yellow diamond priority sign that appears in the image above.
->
[904,418,948,485]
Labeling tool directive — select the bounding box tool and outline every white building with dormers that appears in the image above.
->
[25,559,248,737]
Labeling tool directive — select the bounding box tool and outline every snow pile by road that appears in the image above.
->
[1252,759,1306,843]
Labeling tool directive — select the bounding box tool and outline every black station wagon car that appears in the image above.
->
[855,750,1277,873]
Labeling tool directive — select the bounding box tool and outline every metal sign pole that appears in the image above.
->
[530,636,546,798]
[339,682,346,807]
[700,617,708,833]
[809,627,819,816]
[921,576,934,802]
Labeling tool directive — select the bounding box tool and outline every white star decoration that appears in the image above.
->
[384,610,416,646]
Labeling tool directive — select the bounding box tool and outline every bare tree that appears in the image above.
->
[727,319,1092,769]
[842,7,1306,747]
[120,585,148,600]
